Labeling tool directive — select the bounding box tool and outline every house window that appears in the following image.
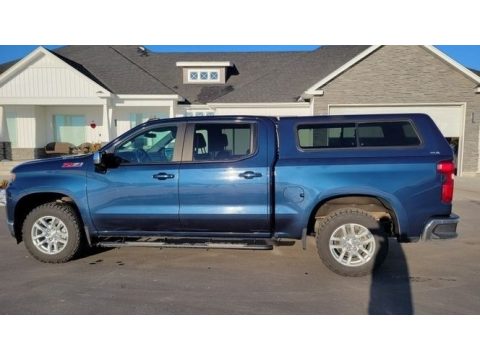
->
[187,69,221,83]
[5,112,18,147]
[129,112,169,129]
[129,113,144,128]
[185,111,215,117]
[53,115,86,145]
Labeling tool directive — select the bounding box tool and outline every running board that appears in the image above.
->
[96,239,273,250]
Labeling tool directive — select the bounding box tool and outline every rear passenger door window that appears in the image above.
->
[192,123,253,161]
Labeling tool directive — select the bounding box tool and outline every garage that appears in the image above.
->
[328,103,465,174]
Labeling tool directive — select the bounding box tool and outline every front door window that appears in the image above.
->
[115,126,177,164]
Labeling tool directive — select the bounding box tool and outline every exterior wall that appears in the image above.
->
[0,51,107,101]
[312,46,480,174]
[2,105,37,147]
[0,105,46,160]
[212,104,312,117]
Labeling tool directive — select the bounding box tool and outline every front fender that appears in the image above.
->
[7,170,92,234]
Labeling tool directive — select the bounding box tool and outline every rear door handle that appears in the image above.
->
[239,171,262,179]
[153,172,175,180]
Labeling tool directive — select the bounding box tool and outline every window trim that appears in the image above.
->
[182,121,258,163]
[113,122,186,166]
[295,118,424,152]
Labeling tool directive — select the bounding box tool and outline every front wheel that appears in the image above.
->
[22,202,84,263]
[315,208,389,277]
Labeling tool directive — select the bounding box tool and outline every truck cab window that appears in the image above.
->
[115,126,177,164]
[192,123,253,161]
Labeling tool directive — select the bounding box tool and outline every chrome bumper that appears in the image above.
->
[420,213,459,241]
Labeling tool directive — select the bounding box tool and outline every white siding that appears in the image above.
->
[0,52,105,100]
[2,105,37,147]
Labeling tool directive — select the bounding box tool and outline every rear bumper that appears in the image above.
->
[420,213,459,241]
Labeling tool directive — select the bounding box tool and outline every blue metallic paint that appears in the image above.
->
[6,114,455,243]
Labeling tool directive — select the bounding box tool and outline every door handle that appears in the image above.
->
[153,172,175,180]
[239,171,262,179]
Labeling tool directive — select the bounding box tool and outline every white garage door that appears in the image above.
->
[328,104,464,137]
[328,103,465,174]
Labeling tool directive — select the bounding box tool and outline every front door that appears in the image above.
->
[87,123,183,234]
[178,121,271,237]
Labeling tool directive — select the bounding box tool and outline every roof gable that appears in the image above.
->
[303,45,480,97]
[0,46,111,99]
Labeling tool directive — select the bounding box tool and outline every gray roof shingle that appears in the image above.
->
[0,45,370,103]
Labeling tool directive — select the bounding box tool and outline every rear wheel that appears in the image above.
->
[22,202,83,263]
[315,208,389,277]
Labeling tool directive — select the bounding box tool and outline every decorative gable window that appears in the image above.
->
[188,69,221,83]
[177,61,233,85]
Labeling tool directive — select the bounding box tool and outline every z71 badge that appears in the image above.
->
[62,162,84,168]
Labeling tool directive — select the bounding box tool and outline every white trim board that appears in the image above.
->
[176,61,233,67]
[208,102,311,109]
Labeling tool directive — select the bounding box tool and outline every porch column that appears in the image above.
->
[0,106,4,141]
[102,99,115,143]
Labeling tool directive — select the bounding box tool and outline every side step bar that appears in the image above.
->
[96,238,274,250]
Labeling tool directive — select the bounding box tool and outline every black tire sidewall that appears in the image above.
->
[316,209,389,277]
[22,203,82,263]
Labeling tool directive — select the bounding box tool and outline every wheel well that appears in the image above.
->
[307,196,399,236]
[13,192,81,242]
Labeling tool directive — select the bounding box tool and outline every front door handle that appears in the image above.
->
[153,172,175,180]
[239,171,262,179]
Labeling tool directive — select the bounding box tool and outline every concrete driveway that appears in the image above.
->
[0,177,479,314]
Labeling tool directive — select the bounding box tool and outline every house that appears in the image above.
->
[0,45,479,176]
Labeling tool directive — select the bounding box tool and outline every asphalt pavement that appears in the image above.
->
[0,177,479,314]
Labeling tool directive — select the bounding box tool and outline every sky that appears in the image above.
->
[0,45,479,70]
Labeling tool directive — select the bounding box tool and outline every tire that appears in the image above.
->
[315,208,389,277]
[22,202,84,263]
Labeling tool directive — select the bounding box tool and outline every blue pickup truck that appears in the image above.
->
[5,114,458,276]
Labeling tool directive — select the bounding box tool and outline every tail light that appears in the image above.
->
[437,161,455,203]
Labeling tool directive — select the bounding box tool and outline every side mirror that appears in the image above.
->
[93,151,102,165]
